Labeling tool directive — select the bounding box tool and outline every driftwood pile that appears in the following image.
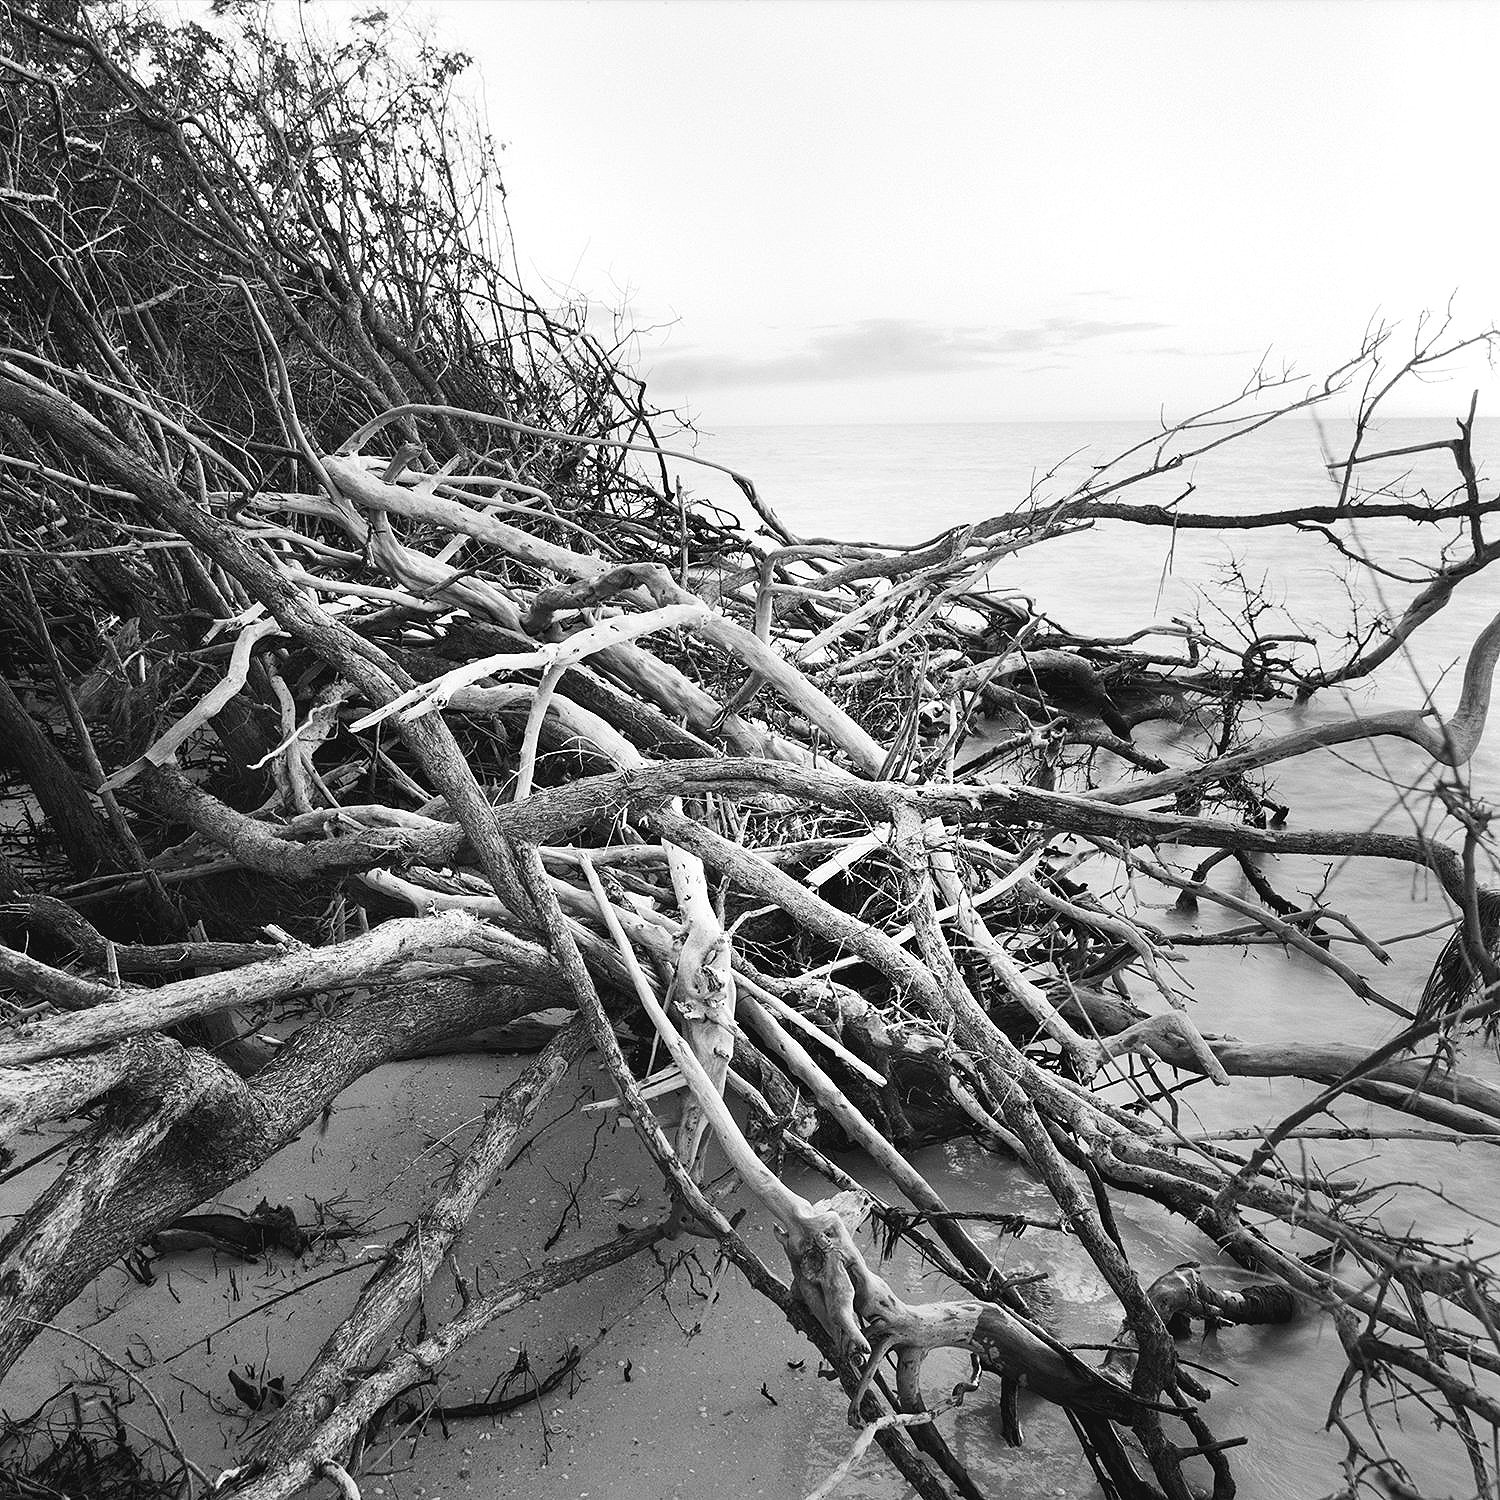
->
[1,7,1499,1499]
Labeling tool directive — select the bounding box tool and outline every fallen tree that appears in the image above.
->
[1,7,1499,1500]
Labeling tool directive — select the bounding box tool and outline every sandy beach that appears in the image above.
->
[1,1044,1113,1500]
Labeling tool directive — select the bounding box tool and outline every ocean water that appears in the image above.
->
[703,416,1500,697]
[669,418,1500,1497]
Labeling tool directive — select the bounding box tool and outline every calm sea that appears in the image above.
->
[673,418,1500,1498]
[704,417,1499,693]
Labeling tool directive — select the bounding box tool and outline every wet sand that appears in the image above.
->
[2,1051,1051,1500]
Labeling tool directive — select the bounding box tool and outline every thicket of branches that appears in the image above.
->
[2,6,1499,1499]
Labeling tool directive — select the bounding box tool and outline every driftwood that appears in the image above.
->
[0,9,1498,1500]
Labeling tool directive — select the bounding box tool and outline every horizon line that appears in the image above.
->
[692,410,1480,431]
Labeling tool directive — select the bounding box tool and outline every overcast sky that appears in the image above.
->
[383,3,1498,427]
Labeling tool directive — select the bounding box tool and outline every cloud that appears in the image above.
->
[1143,343,1258,360]
[650,315,1168,389]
